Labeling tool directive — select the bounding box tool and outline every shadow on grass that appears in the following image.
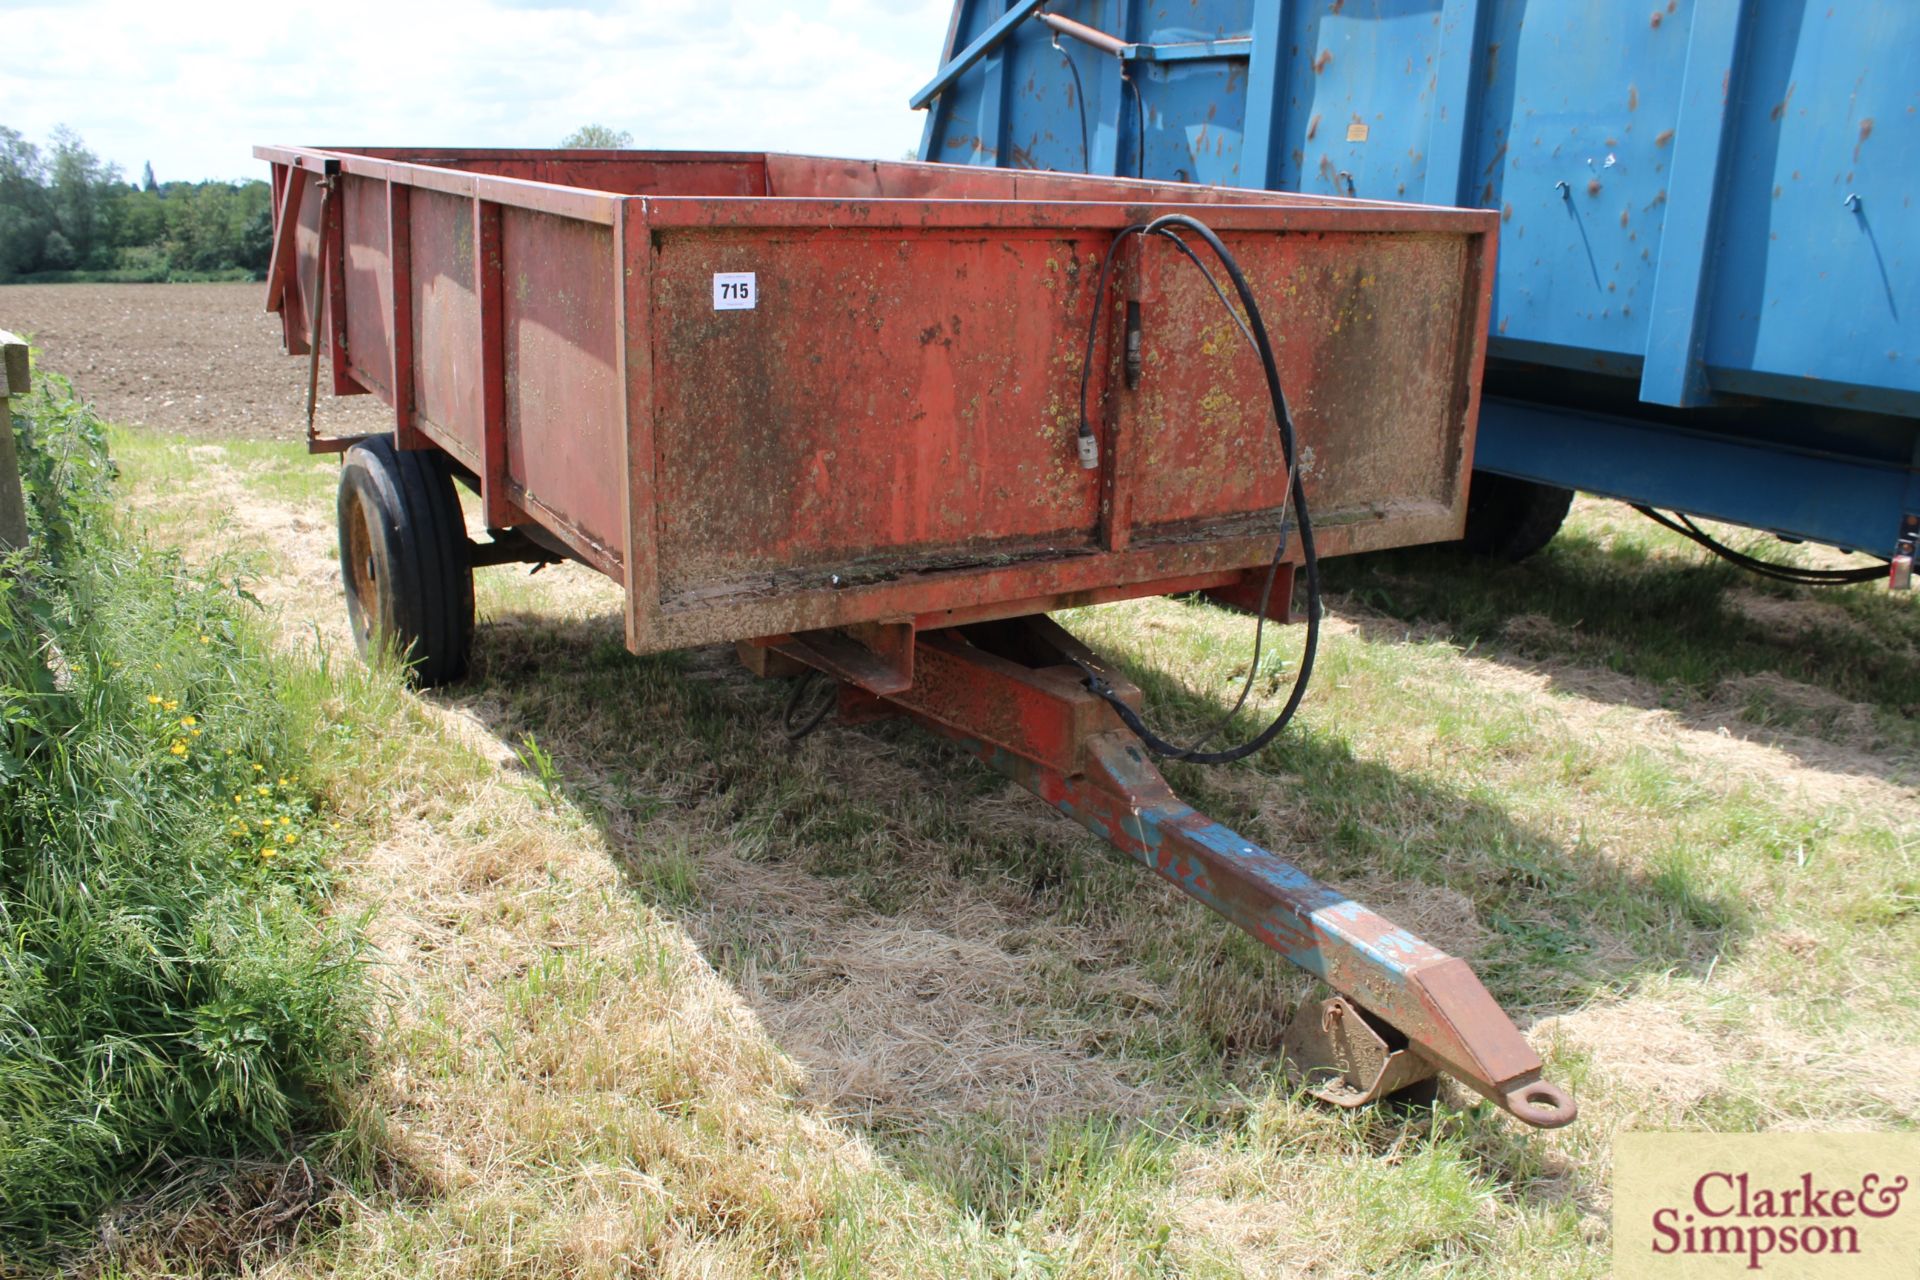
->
[435,600,1746,1224]
[1322,530,1920,788]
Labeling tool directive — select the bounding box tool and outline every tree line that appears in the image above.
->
[0,126,271,283]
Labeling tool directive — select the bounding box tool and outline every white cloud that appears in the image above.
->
[0,0,955,182]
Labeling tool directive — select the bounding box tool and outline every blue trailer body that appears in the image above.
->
[914,1,1920,557]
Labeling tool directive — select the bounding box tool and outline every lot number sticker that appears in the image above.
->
[713,272,757,310]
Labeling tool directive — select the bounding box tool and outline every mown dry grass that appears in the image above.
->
[105,431,1919,1278]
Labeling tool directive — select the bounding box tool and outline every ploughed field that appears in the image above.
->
[3,281,390,441]
[5,280,1917,1278]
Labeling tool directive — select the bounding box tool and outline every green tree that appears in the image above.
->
[0,127,53,279]
[41,228,75,269]
[45,125,118,269]
[0,124,272,278]
[0,124,274,280]
[115,185,166,250]
[238,204,273,272]
[560,124,632,148]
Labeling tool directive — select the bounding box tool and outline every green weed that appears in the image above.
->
[0,375,369,1264]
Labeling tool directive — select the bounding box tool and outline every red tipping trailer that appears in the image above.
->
[258,145,1575,1127]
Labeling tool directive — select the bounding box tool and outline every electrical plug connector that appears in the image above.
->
[1077,428,1100,469]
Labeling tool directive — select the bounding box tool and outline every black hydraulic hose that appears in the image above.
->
[1124,70,1147,179]
[783,669,837,741]
[1071,213,1320,765]
[1632,505,1888,585]
[1053,36,1090,173]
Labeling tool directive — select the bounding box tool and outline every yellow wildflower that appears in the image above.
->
[189,729,202,738]
[278,815,290,825]
[260,847,277,860]
[199,635,211,644]
[146,694,162,705]
[180,715,197,728]
[162,700,178,712]
[169,740,187,757]
[252,763,265,773]
[282,832,297,844]
[256,785,271,797]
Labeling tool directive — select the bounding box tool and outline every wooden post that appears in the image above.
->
[0,331,29,554]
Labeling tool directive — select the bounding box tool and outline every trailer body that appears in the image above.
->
[259,146,1493,652]
[258,145,1579,1126]
[914,0,1920,557]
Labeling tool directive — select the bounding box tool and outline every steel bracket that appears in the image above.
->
[1281,994,1438,1108]
[769,620,916,696]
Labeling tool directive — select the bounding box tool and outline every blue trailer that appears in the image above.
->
[913,0,1918,571]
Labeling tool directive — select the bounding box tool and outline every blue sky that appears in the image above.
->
[0,0,956,183]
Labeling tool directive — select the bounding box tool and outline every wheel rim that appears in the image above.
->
[343,485,382,645]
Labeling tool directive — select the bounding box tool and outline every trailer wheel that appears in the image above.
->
[337,437,474,685]
[1457,472,1573,562]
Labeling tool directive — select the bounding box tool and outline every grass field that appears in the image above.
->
[0,381,384,1269]
[93,421,1920,1277]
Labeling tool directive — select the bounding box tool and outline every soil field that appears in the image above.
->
[19,282,1920,1276]
[0,281,390,441]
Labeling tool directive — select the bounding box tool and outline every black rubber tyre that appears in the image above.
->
[1457,471,1574,562]
[336,437,474,686]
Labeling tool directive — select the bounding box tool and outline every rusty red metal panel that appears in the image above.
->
[636,197,1494,235]
[284,176,325,357]
[256,146,1411,225]
[407,187,484,471]
[648,228,1109,599]
[265,163,307,315]
[340,174,393,400]
[500,206,624,567]
[294,146,768,196]
[761,154,1415,209]
[1123,229,1474,538]
[432,155,767,197]
[766,154,1028,200]
[256,146,623,225]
